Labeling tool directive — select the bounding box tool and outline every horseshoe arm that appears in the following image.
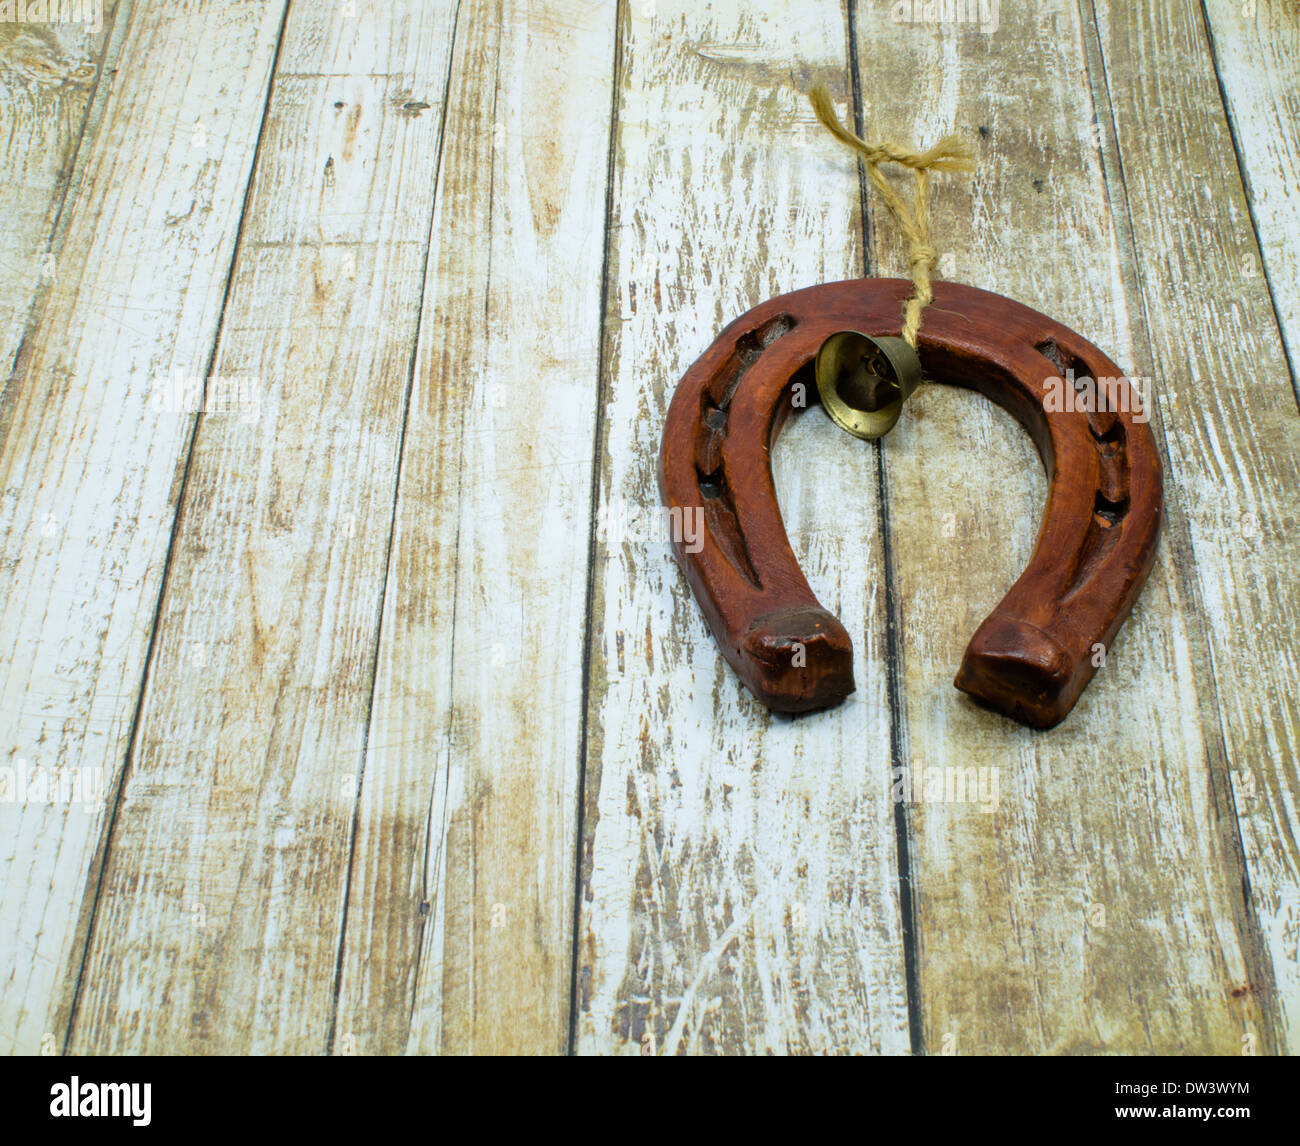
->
[658,279,1163,728]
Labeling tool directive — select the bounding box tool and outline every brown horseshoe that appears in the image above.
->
[658,279,1162,728]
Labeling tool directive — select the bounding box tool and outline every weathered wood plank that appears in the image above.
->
[576,1,910,1055]
[1089,0,1300,1052]
[1201,0,1300,378]
[853,0,1277,1052]
[331,0,618,1056]
[63,1,460,1054]
[2,0,1286,1059]
[0,5,114,383]
[0,0,288,1055]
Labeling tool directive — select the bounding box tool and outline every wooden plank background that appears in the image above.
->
[0,0,1295,1055]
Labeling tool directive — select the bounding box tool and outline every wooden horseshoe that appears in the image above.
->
[658,279,1162,728]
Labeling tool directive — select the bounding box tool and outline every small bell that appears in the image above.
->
[814,331,922,440]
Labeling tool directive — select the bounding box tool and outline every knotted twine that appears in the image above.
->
[808,85,975,351]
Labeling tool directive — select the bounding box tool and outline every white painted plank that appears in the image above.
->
[332,0,618,1056]
[0,0,288,1055]
[855,0,1277,1052]
[577,0,910,1055]
[0,6,111,380]
[65,0,460,1054]
[1203,0,1300,375]
[1093,0,1300,1053]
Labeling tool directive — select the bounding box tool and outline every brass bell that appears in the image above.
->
[814,331,922,440]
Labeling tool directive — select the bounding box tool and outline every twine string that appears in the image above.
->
[808,85,975,350]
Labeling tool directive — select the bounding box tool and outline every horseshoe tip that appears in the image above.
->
[955,614,1080,729]
[739,606,855,714]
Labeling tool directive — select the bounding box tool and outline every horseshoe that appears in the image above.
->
[658,279,1162,728]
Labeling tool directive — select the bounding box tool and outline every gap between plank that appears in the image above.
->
[847,0,925,1057]
[567,0,628,1058]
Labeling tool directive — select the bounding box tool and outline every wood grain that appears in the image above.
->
[331,0,617,1056]
[0,0,289,1055]
[0,4,112,381]
[851,0,1277,1053]
[1201,0,1300,378]
[0,0,1293,1057]
[576,0,910,1055]
[64,0,460,1054]
[1089,0,1300,1053]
